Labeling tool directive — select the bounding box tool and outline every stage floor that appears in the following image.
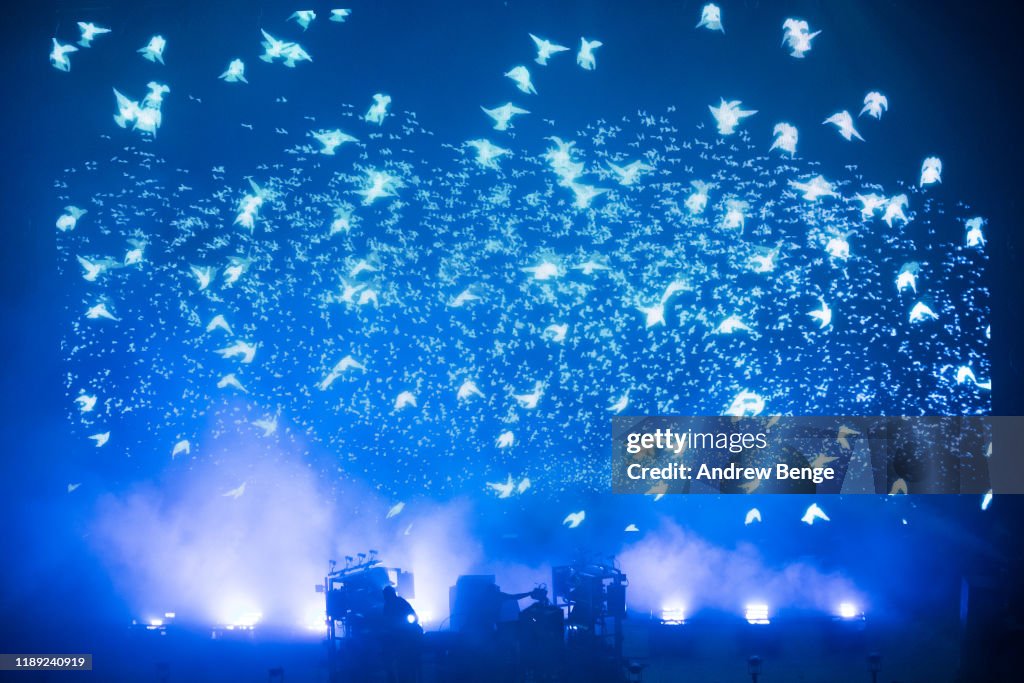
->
[10,612,966,682]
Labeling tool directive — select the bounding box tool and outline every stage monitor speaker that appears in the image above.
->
[606,582,627,618]
[449,575,497,632]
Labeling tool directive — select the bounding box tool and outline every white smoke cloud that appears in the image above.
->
[618,518,863,616]
[92,446,337,629]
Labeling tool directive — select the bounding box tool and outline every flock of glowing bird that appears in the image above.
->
[55,5,991,528]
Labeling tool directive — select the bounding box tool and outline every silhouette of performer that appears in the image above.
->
[381,585,421,683]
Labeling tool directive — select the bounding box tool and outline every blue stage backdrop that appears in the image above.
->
[1,0,1022,652]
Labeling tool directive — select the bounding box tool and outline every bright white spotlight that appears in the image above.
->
[226,610,262,630]
[981,490,993,511]
[406,613,417,624]
[745,603,770,625]
[838,602,860,619]
[148,618,164,627]
[660,604,687,625]
[406,599,433,627]
[304,607,327,633]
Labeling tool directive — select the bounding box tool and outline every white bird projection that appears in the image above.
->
[882,194,909,227]
[896,264,918,294]
[457,380,485,401]
[908,301,938,323]
[77,22,111,48]
[289,10,316,30]
[251,414,278,437]
[696,4,724,32]
[607,160,653,186]
[855,193,888,219]
[482,103,530,131]
[85,302,118,321]
[861,91,889,119]
[312,129,358,155]
[825,236,850,259]
[465,139,510,169]
[920,157,943,186]
[562,511,586,528]
[318,355,367,390]
[522,260,560,281]
[529,34,569,65]
[685,181,712,214]
[770,123,798,156]
[50,39,78,72]
[57,206,87,232]
[504,66,536,95]
[89,432,110,447]
[394,391,417,410]
[965,217,986,247]
[138,35,166,64]
[808,299,833,329]
[219,59,247,83]
[608,392,630,414]
[260,30,311,67]
[365,94,391,125]
[206,313,233,335]
[75,393,97,413]
[781,19,820,58]
[112,85,168,137]
[52,2,992,505]
[720,199,749,231]
[575,260,610,275]
[356,170,401,205]
[725,391,765,417]
[789,175,836,201]
[486,475,530,499]
[223,483,246,499]
[512,382,544,409]
[216,340,257,364]
[709,99,757,135]
[216,373,247,392]
[716,315,752,334]
[577,38,602,70]
[543,323,568,343]
[801,503,830,525]
[823,111,864,141]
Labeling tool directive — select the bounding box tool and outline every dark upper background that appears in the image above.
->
[0,0,1021,643]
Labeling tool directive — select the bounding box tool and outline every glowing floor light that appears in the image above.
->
[660,604,687,625]
[407,599,433,627]
[304,608,328,634]
[837,602,862,619]
[131,617,169,633]
[225,610,262,630]
[745,603,770,625]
